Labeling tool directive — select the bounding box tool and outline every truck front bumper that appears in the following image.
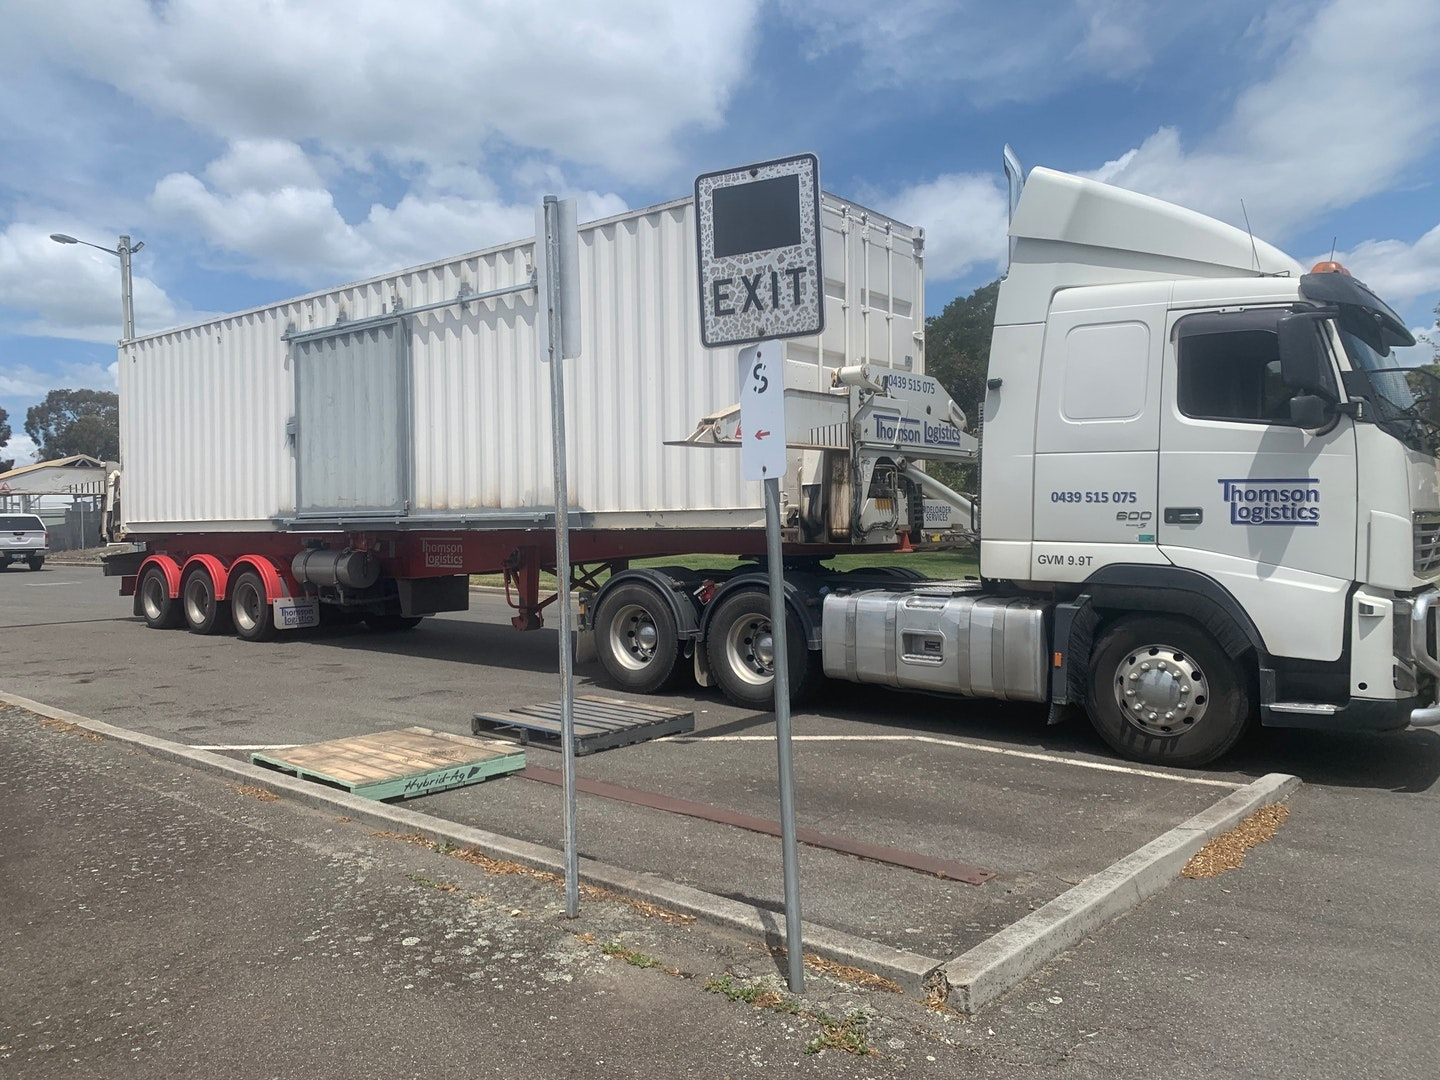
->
[1408,590,1440,728]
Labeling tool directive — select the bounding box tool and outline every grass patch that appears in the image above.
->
[407,872,459,893]
[703,975,873,1056]
[703,974,803,1014]
[470,550,978,590]
[805,1011,873,1056]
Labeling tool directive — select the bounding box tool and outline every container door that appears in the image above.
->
[292,321,409,517]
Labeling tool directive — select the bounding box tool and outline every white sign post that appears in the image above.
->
[695,154,823,993]
[535,194,582,918]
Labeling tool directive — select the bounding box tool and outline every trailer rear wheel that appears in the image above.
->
[1085,615,1252,767]
[230,570,277,642]
[182,569,231,635]
[706,589,818,710]
[139,566,184,630]
[593,582,686,693]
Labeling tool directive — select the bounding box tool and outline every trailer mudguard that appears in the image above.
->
[700,572,825,651]
[181,554,231,600]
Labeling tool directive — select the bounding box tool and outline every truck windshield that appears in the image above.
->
[1338,322,1440,453]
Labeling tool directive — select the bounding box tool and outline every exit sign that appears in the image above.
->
[694,153,824,349]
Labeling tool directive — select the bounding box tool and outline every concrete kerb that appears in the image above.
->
[0,691,939,994]
[940,770,1302,1013]
[1,689,1299,1010]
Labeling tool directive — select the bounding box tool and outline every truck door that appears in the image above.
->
[1030,301,1168,581]
[290,320,410,518]
[1157,307,1356,660]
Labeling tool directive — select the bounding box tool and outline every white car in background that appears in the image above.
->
[0,513,48,571]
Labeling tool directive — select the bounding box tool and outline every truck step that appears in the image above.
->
[472,695,694,755]
[250,727,525,800]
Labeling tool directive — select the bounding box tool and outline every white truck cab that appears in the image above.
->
[974,163,1439,762]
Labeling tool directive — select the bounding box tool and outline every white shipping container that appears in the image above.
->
[119,194,924,535]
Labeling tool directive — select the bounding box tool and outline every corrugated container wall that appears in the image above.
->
[119,195,924,534]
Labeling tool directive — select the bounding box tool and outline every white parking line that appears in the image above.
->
[22,581,83,586]
[673,733,1243,789]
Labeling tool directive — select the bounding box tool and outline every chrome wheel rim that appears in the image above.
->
[607,603,661,672]
[233,581,262,633]
[1112,643,1210,738]
[724,613,774,687]
[142,574,168,621]
[183,576,212,626]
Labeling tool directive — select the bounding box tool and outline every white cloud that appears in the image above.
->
[0,359,118,400]
[1086,0,1440,239]
[150,140,631,283]
[778,0,1238,98]
[0,224,182,342]
[6,1,760,181]
[1323,224,1440,310]
[1,431,39,468]
[879,173,1009,282]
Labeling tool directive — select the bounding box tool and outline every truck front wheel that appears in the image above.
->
[593,582,686,693]
[705,589,818,710]
[1085,615,1252,767]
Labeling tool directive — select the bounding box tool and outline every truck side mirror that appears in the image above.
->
[1288,393,1329,429]
[1278,312,1338,403]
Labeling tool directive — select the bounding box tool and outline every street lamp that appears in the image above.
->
[49,233,144,341]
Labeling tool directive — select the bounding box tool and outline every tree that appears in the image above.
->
[923,279,1000,490]
[24,389,120,462]
[0,404,12,473]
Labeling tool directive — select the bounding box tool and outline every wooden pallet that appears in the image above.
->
[250,727,525,801]
[471,695,694,755]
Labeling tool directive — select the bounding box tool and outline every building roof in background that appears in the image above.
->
[0,455,115,495]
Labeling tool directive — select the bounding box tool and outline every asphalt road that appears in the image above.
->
[2,564,1438,1077]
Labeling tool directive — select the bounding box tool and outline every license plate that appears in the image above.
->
[272,598,320,629]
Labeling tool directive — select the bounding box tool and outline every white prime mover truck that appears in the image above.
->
[106,158,1440,767]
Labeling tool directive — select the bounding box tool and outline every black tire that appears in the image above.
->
[138,566,184,630]
[230,570,277,642]
[705,588,820,710]
[27,556,44,571]
[364,614,424,632]
[182,569,231,635]
[1085,615,1253,767]
[593,581,687,693]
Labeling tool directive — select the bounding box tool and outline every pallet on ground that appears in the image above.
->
[251,727,525,800]
[471,695,694,755]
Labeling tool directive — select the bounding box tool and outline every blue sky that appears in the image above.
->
[2,0,1437,465]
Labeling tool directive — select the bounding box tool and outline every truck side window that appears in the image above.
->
[1174,310,1333,425]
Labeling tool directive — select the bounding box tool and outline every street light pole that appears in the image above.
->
[49,232,144,341]
[118,235,135,341]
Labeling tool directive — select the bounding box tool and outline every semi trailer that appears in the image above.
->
[105,158,1440,767]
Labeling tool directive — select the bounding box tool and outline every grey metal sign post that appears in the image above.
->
[535,195,582,916]
[695,153,823,992]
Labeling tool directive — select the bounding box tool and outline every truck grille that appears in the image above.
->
[1415,512,1440,576]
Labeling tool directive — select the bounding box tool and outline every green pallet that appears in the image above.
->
[251,726,525,801]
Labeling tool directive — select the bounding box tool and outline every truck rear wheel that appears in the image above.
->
[182,569,231,635]
[1085,615,1252,767]
[230,570,277,642]
[139,566,184,630]
[593,582,686,693]
[706,589,818,710]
